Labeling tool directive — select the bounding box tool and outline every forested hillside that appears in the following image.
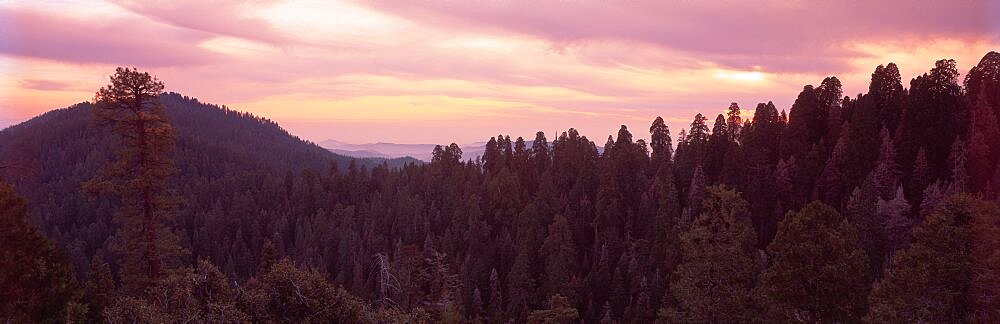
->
[0,92,415,279]
[2,52,1000,323]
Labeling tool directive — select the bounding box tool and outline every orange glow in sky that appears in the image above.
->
[1,0,998,144]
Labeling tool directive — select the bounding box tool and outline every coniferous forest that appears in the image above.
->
[2,52,1000,323]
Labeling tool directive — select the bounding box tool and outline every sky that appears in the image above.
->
[1,0,998,145]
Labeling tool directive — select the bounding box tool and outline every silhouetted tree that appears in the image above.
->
[86,67,181,292]
[649,117,673,171]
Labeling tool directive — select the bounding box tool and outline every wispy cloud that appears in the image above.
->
[0,7,226,66]
[18,79,75,91]
[0,0,997,143]
[355,0,999,73]
[109,0,296,45]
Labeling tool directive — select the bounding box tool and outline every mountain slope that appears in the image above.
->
[0,93,416,276]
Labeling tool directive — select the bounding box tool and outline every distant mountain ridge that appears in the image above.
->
[320,139,439,161]
[320,138,610,162]
[320,139,521,162]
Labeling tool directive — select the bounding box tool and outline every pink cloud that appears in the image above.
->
[357,0,1000,73]
[110,0,294,45]
[18,79,74,91]
[2,0,998,145]
[0,8,226,66]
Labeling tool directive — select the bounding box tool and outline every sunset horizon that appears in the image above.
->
[3,0,999,144]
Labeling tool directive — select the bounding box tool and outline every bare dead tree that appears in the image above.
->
[369,252,400,309]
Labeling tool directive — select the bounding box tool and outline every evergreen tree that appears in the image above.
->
[817,123,850,206]
[918,181,950,219]
[483,137,502,173]
[947,139,970,192]
[969,193,1000,322]
[783,84,828,161]
[472,287,484,319]
[85,255,116,321]
[680,165,706,228]
[625,276,653,323]
[963,52,1000,117]
[664,186,758,323]
[0,181,82,323]
[241,259,366,323]
[725,102,743,142]
[869,63,906,133]
[758,201,870,322]
[906,148,932,205]
[705,114,730,182]
[258,239,278,275]
[845,183,882,277]
[899,59,966,183]
[608,262,628,319]
[968,90,999,192]
[817,76,844,110]
[964,52,1000,195]
[531,131,552,175]
[507,248,535,321]
[870,128,902,199]
[651,162,682,274]
[877,186,913,259]
[600,301,613,324]
[818,76,845,148]
[866,194,1000,322]
[86,67,181,291]
[649,117,673,171]
[718,139,745,188]
[500,135,513,166]
[844,63,905,196]
[542,214,576,299]
[741,101,785,247]
[527,294,579,324]
[488,268,503,321]
[675,114,709,192]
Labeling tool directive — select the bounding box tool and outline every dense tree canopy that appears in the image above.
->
[758,201,871,322]
[0,181,82,323]
[662,186,759,323]
[866,194,1000,322]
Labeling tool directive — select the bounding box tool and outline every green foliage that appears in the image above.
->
[527,294,579,324]
[758,201,871,322]
[507,248,536,321]
[970,193,1000,322]
[103,260,248,323]
[84,255,116,321]
[242,259,366,323]
[664,186,759,323]
[87,67,180,287]
[865,194,996,322]
[542,214,577,298]
[649,116,673,169]
[0,181,82,323]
